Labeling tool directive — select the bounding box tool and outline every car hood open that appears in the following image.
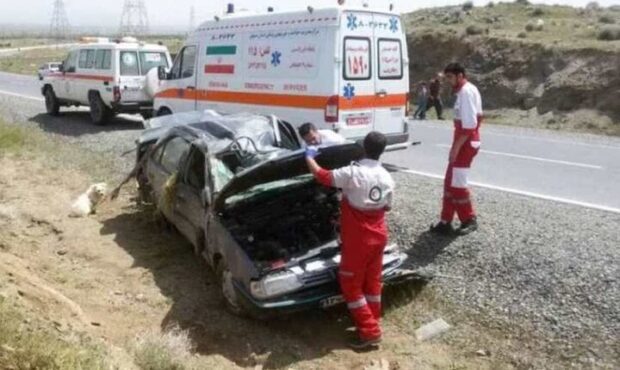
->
[213,143,364,211]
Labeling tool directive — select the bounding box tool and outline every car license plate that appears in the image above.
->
[320,295,344,308]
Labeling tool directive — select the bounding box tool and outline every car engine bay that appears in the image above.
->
[222,181,341,263]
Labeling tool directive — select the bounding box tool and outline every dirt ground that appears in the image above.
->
[0,154,515,369]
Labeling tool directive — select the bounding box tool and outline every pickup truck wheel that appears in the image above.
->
[88,93,112,125]
[216,261,247,317]
[44,88,60,116]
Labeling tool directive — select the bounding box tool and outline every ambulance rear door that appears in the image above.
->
[338,10,375,140]
[372,12,408,141]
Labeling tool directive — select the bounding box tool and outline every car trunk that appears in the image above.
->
[216,144,364,266]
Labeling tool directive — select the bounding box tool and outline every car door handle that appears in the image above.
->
[376,90,387,97]
[186,86,196,90]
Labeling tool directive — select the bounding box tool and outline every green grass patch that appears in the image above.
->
[0,118,120,182]
[0,298,108,369]
[0,123,27,152]
[0,47,69,75]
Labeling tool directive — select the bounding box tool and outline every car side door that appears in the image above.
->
[146,135,192,221]
[174,145,210,250]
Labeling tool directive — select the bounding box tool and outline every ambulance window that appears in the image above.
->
[343,37,371,80]
[95,50,112,70]
[86,50,96,69]
[120,51,140,76]
[378,39,403,80]
[78,50,89,69]
[169,46,196,80]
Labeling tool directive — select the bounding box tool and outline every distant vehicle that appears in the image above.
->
[152,3,411,151]
[37,62,61,80]
[134,111,416,317]
[41,37,172,125]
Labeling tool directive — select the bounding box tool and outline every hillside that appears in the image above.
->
[404,2,620,135]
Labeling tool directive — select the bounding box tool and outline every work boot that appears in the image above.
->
[429,221,454,236]
[348,336,382,350]
[457,217,478,235]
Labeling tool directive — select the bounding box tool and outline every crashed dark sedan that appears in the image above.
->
[135,111,416,317]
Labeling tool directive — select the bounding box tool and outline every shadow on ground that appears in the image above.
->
[99,203,427,368]
[29,111,143,137]
[403,230,458,269]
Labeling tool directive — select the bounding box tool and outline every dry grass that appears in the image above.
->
[130,327,199,370]
[405,3,620,51]
[0,298,108,370]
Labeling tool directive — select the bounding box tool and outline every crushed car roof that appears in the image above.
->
[139,111,286,154]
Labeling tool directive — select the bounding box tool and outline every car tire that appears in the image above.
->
[216,260,248,317]
[44,88,60,116]
[88,92,112,125]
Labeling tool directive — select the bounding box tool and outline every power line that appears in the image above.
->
[119,0,149,36]
[189,5,195,35]
[50,0,70,40]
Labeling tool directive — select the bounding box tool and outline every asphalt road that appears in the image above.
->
[384,120,620,212]
[1,71,620,213]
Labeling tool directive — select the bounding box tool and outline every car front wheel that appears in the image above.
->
[44,88,60,116]
[216,260,247,317]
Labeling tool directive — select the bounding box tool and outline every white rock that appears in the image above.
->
[415,318,451,341]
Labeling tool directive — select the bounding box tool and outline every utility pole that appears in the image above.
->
[119,0,150,37]
[50,0,70,40]
[188,5,196,35]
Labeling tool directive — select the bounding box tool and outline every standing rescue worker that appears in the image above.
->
[305,132,394,350]
[431,63,482,236]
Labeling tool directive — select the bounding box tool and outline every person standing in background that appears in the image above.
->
[426,73,445,120]
[413,82,428,120]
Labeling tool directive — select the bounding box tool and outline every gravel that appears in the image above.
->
[389,172,619,367]
[2,94,619,366]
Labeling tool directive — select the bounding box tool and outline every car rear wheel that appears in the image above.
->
[44,88,60,116]
[216,260,247,317]
[88,92,112,125]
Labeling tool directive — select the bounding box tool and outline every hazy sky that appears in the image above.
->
[0,0,618,29]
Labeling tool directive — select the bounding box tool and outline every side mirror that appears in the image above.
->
[58,63,64,72]
[157,65,167,80]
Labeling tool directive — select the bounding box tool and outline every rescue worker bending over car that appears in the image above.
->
[305,132,394,350]
[299,122,346,147]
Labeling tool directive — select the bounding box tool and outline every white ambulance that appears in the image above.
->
[152,3,410,148]
[42,37,172,125]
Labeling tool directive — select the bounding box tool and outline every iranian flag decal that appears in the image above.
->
[205,45,236,74]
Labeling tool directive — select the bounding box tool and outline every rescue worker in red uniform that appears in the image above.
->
[431,63,482,236]
[305,132,395,350]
